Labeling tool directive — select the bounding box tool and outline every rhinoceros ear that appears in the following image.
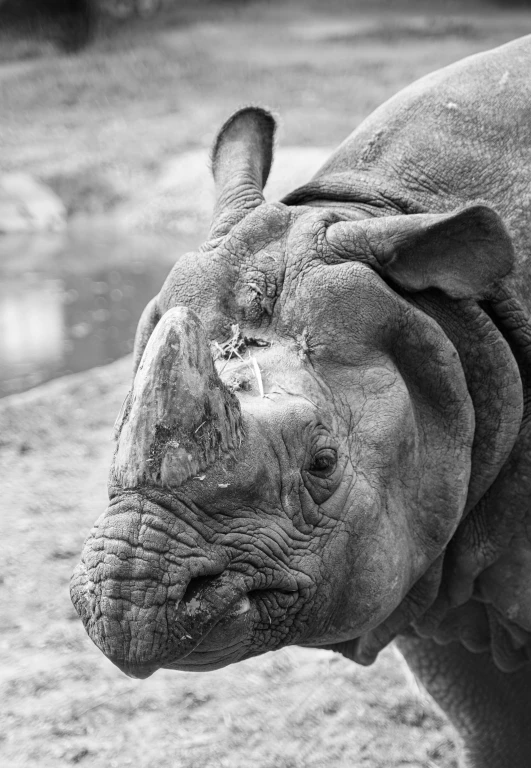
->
[327,205,514,299]
[209,106,276,239]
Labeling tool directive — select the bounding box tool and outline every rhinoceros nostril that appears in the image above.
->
[181,573,226,606]
[170,572,250,653]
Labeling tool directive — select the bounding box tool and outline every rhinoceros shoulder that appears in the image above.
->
[302,35,531,311]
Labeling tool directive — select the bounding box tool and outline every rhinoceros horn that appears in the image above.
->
[209,106,276,240]
[112,307,242,490]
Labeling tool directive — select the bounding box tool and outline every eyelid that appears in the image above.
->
[313,447,336,460]
[309,447,338,477]
[310,429,336,450]
[310,445,337,467]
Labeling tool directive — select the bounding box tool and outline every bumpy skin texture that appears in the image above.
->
[72,38,531,766]
[396,633,531,768]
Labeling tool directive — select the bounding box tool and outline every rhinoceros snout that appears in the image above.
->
[69,495,267,675]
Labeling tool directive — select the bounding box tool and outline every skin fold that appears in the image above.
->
[72,36,531,767]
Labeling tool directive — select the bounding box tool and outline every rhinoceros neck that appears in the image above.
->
[464,288,531,552]
[413,291,531,649]
[281,171,427,218]
[410,293,524,515]
[330,291,528,669]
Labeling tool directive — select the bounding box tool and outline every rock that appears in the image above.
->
[0,173,66,234]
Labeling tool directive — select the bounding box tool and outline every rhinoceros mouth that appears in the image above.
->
[165,577,299,665]
[104,574,300,678]
[169,575,251,652]
[160,586,300,672]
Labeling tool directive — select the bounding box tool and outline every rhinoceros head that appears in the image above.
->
[71,108,518,676]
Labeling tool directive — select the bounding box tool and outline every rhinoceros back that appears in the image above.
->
[313,34,531,309]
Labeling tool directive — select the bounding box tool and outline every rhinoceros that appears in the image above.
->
[71,35,531,767]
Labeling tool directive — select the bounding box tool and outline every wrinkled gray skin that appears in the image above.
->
[72,36,531,767]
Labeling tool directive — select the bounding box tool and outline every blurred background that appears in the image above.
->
[1,1,530,766]
[2,0,531,399]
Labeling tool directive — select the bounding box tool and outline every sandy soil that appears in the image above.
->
[0,360,461,768]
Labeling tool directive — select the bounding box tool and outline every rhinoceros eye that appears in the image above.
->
[309,448,337,478]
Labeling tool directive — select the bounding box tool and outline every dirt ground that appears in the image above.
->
[2,1,531,766]
[0,360,461,768]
